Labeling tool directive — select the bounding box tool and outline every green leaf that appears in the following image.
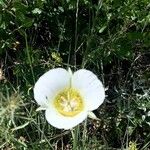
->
[13,1,28,13]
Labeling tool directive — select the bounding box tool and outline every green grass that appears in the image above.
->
[0,0,150,149]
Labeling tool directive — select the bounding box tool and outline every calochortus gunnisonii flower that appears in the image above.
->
[34,68,105,129]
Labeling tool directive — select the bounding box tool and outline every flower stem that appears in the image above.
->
[71,125,80,150]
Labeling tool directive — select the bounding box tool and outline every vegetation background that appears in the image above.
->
[0,0,150,149]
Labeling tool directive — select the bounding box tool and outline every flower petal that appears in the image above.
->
[72,69,105,111]
[45,107,87,129]
[34,68,70,107]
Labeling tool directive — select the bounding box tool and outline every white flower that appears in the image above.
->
[34,68,105,129]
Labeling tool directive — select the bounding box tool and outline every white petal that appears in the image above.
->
[34,68,70,107]
[45,107,87,129]
[72,69,105,111]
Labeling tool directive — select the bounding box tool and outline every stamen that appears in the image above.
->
[53,88,84,117]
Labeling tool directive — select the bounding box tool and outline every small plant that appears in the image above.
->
[0,0,149,149]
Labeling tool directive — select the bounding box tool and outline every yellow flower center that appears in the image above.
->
[53,88,84,117]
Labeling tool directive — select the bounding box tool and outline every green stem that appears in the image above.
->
[71,125,80,150]
[24,32,35,83]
